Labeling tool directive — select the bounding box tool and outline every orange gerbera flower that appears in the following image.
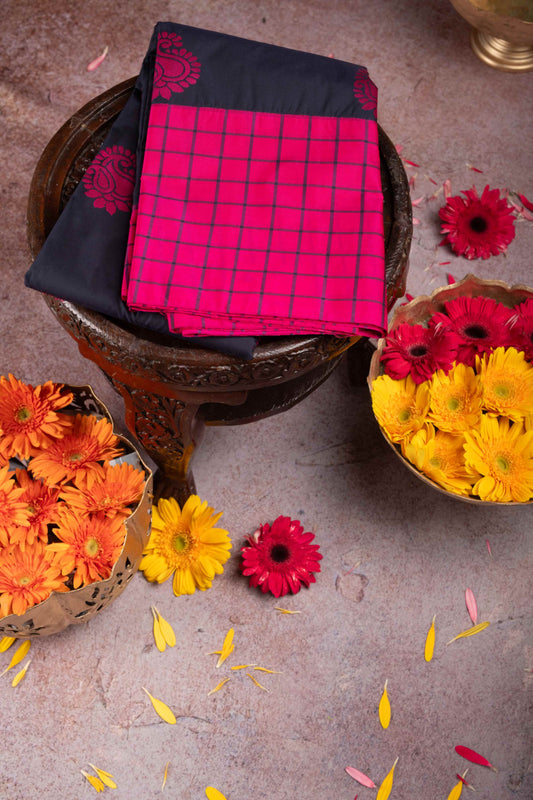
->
[47,511,126,588]
[0,374,73,461]
[7,469,62,550]
[59,462,146,519]
[29,414,123,487]
[0,541,68,618]
[0,466,30,548]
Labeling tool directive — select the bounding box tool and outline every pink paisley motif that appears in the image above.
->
[82,145,136,215]
[152,33,201,99]
[353,67,377,114]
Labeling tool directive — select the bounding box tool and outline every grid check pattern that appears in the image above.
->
[124,104,386,337]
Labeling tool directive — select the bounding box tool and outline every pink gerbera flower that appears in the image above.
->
[241,516,322,597]
[380,321,460,383]
[431,296,513,366]
[439,185,516,260]
[508,298,533,361]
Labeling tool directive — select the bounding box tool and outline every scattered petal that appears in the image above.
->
[443,179,452,199]
[486,539,492,557]
[162,761,170,790]
[404,159,420,167]
[87,46,109,72]
[467,164,484,173]
[425,615,436,662]
[456,772,475,790]
[0,636,16,653]
[447,622,490,644]
[208,677,230,696]
[216,628,234,668]
[274,606,301,614]
[230,664,256,670]
[11,659,31,687]
[427,175,439,186]
[153,606,176,648]
[344,766,376,788]
[447,778,464,800]
[88,764,117,789]
[413,217,421,225]
[465,588,478,625]
[379,680,391,729]
[411,196,425,207]
[152,607,166,652]
[142,687,176,724]
[446,272,457,284]
[246,672,269,691]
[376,756,399,800]
[206,787,227,800]
[1,639,31,675]
[455,745,497,771]
[81,770,105,793]
[254,666,282,673]
[518,192,533,213]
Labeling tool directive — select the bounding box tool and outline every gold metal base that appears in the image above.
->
[470,28,533,71]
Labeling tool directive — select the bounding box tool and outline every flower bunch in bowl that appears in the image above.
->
[0,375,151,636]
[369,275,533,504]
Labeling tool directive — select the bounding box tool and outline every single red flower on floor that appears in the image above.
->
[380,321,460,383]
[439,185,516,260]
[508,297,533,361]
[241,516,322,597]
[431,295,513,366]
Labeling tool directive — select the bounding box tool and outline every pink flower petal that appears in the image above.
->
[465,588,478,625]
[518,193,533,213]
[87,46,109,72]
[345,767,376,788]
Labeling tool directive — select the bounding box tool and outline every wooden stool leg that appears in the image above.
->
[109,378,204,505]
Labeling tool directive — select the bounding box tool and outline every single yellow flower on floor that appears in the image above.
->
[427,362,483,433]
[140,495,231,596]
[477,347,533,421]
[371,374,430,443]
[464,415,533,502]
[403,424,478,496]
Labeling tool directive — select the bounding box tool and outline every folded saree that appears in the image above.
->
[26,22,387,351]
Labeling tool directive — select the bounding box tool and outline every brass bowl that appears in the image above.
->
[368,274,533,505]
[0,385,153,638]
[449,0,533,72]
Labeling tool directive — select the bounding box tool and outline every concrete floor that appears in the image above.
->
[1,1,532,798]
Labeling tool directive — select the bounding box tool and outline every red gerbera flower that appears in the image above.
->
[241,516,322,597]
[431,295,513,366]
[439,185,516,260]
[508,297,533,361]
[380,321,460,383]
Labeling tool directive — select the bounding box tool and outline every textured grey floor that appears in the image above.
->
[0,1,532,798]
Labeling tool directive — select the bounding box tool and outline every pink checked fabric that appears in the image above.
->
[122,27,387,339]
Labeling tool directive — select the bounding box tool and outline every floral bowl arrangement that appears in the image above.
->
[0,377,152,638]
[368,275,533,504]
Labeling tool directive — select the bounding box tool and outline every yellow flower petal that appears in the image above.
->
[162,761,170,790]
[151,607,166,653]
[11,659,31,687]
[447,621,490,644]
[230,664,256,670]
[376,756,399,800]
[81,770,105,793]
[206,786,228,800]
[155,607,176,648]
[253,667,282,674]
[0,636,16,653]
[246,672,269,692]
[425,615,436,662]
[378,680,391,729]
[142,687,177,724]
[88,764,117,789]
[274,607,301,614]
[208,677,230,696]
[1,639,31,676]
[447,779,463,800]
[216,628,234,668]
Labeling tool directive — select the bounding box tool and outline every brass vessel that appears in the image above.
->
[449,0,533,71]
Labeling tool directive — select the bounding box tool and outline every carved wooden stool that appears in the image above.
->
[27,78,412,503]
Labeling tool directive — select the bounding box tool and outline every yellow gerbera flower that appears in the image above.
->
[140,495,232,596]
[477,347,533,422]
[428,362,483,433]
[0,374,73,461]
[371,374,430,443]
[464,415,533,502]
[403,423,478,496]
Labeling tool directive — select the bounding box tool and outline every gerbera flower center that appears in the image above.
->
[398,408,411,423]
[84,537,101,557]
[270,543,291,563]
[469,215,488,233]
[446,396,461,412]
[65,450,84,463]
[408,345,428,358]
[172,531,192,553]
[494,454,511,474]
[463,324,488,339]
[15,405,33,424]
[18,575,31,586]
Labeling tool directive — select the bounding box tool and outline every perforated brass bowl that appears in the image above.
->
[0,385,152,638]
[368,274,533,505]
